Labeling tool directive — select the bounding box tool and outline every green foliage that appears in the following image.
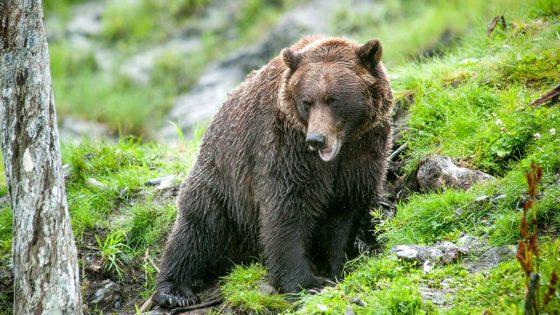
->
[221,263,291,313]
[0,207,12,260]
[50,42,174,137]
[126,203,176,249]
[43,0,85,16]
[60,138,195,239]
[383,190,478,248]
[333,0,527,67]
[294,257,429,314]
[101,0,212,43]
[96,230,131,279]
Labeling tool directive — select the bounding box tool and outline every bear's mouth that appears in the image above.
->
[319,138,340,162]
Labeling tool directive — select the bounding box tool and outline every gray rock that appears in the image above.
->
[422,260,435,272]
[62,164,72,179]
[391,245,421,262]
[258,281,276,295]
[89,279,120,309]
[84,254,103,273]
[465,245,517,273]
[435,241,468,264]
[120,38,202,85]
[86,178,107,189]
[493,194,508,202]
[390,245,443,265]
[66,2,105,37]
[391,241,468,267]
[145,175,177,186]
[417,156,495,192]
[59,117,112,143]
[480,245,516,265]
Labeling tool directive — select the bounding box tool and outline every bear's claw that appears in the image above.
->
[153,283,199,309]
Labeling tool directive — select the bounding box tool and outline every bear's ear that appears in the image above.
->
[281,48,302,72]
[356,39,383,71]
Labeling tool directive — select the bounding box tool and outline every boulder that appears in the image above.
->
[417,156,495,192]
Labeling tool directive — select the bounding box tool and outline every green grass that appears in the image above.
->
[0,207,11,261]
[50,43,176,137]
[126,203,177,250]
[61,136,199,238]
[382,190,478,248]
[221,263,291,314]
[333,0,533,68]
[96,229,131,279]
[382,6,560,249]
[290,238,560,314]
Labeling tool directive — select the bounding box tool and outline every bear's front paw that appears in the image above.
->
[280,275,327,294]
[302,276,337,294]
[153,282,199,308]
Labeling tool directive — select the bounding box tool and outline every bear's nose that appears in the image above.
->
[305,133,326,151]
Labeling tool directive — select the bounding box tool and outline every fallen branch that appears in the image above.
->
[168,298,224,315]
[530,84,560,107]
[389,142,408,161]
[138,294,154,313]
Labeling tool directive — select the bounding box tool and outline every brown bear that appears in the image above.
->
[154,35,393,308]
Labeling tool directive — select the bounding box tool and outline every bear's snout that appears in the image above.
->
[306,132,326,151]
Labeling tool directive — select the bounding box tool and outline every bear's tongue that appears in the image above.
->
[319,147,334,161]
[319,140,338,162]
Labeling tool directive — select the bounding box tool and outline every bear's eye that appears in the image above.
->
[326,96,337,104]
[302,100,312,108]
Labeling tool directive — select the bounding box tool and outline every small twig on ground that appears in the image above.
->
[168,298,224,315]
[138,294,154,313]
[83,244,99,251]
[148,256,160,273]
[487,15,507,36]
[389,142,408,161]
[530,84,560,107]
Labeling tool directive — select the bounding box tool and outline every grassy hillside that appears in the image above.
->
[0,0,559,313]
[219,1,560,314]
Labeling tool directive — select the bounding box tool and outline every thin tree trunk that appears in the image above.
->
[0,1,83,314]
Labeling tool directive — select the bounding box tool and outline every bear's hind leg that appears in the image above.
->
[154,193,233,308]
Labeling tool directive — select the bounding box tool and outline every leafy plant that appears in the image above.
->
[96,230,131,279]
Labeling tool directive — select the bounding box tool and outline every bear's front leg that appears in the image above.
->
[317,208,361,280]
[260,203,325,293]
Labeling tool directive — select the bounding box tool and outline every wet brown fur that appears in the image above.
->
[154,35,393,309]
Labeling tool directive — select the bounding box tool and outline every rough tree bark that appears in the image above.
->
[0,1,83,314]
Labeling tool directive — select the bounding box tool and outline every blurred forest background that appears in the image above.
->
[1,0,560,314]
[43,0,519,141]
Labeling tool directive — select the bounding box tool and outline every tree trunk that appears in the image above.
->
[0,1,83,314]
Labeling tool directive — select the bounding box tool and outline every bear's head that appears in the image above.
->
[279,37,392,162]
